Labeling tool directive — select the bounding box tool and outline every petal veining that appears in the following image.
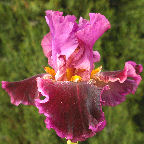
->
[36,78,106,142]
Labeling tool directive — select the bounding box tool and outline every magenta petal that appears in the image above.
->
[44,11,109,78]
[45,10,78,71]
[41,32,53,68]
[55,55,67,81]
[68,44,100,76]
[74,42,93,74]
[35,78,106,142]
[126,61,143,74]
[101,80,137,106]
[97,68,127,83]
[1,74,45,106]
[93,51,101,63]
[96,61,142,106]
[98,61,142,84]
[41,32,52,58]
[76,13,111,47]
[125,61,143,85]
[74,13,110,72]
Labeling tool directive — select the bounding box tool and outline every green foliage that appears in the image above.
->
[0,0,144,144]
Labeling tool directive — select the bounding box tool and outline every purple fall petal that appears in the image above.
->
[100,80,137,106]
[35,78,106,142]
[95,61,142,106]
[1,74,46,106]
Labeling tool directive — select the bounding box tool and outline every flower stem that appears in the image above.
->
[67,140,78,144]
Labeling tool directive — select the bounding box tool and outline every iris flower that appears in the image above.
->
[2,10,143,143]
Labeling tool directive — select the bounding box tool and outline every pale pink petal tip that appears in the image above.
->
[41,33,53,68]
[93,51,101,63]
[36,78,106,142]
[126,61,143,75]
[2,81,7,89]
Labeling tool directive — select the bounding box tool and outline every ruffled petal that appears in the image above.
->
[78,17,89,31]
[45,10,78,72]
[73,13,110,73]
[76,13,111,47]
[97,68,127,83]
[94,61,142,106]
[126,61,143,74]
[35,78,106,142]
[44,11,109,79]
[100,80,137,106]
[41,32,53,68]
[1,74,46,106]
[125,61,142,85]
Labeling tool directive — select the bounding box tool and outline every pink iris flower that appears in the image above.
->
[2,10,143,142]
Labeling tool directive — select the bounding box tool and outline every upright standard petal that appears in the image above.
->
[93,61,142,106]
[2,74,46,106]
[45,10,78,72]
[74,13,110,73]
[76,13,111,47]
[35,78,106,142]
[43,11,111,80]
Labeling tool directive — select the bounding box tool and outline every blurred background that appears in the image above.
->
[0,0,144,144]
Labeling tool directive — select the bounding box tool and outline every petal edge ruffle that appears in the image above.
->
[94,61,142,106]
[2,74,46,106]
